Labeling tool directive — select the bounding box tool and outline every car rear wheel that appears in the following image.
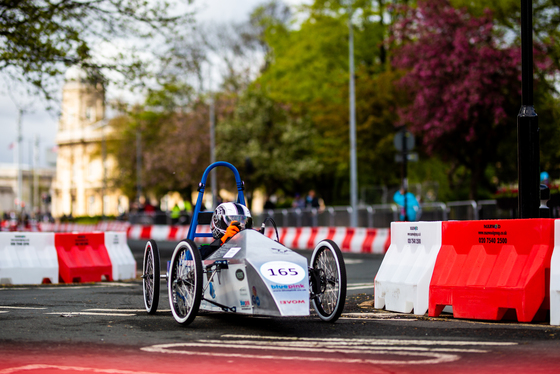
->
[142,240,160,314]
[310,240,347,322]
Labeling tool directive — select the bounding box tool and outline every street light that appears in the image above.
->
[348,1,358,227]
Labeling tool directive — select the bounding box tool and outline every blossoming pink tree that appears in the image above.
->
[391,0,522,199]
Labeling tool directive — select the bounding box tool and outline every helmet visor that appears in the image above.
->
[224,215,249,228]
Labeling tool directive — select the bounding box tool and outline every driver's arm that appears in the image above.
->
[221,220,241,244]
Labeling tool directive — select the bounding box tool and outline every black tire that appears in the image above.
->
[142,240,160,314]
[310,239,347,322]
[168,239,203,325]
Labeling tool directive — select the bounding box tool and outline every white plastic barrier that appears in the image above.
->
[550,220,560,325]
[0,232,59,285]
[374,221,442,315]
[104,231,137,280]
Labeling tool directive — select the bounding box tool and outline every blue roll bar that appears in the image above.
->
[187,161,246,241]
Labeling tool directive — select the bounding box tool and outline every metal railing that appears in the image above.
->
[127,199,523,228]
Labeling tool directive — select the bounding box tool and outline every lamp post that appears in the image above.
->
[517,0,539,218]
[16,109,23,222]
[136,126,142,204]
[348,1,358,227]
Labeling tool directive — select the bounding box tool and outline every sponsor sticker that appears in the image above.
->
[279,300,306,305]
[223,247,241,259]
[270,283,306,292]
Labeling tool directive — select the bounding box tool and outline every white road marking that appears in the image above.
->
[341,317,418,321]
[141,336,517,365]
[36,283,135,290]
[222,335,518,346]
[0,306,47,310]
[84,309,171,313]
[347,283,373,290]
[142,342,459,364]
[45,312,136,317]
[344,259,364,264]
[0,365,168,374]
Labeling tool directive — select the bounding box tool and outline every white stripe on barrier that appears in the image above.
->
[349,228,368,254]
[313,227,332,249]
[374,221,442,315]
[282,228,298,249]
[372,228,390,254]
[331,227,347,249]
[0,232,58,285]
[128,225,143,240]
[150,225,171,241]
[173,226,190,241]
[551,220,560,325]
[295,227,313,250]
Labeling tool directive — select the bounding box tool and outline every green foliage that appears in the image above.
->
[254,0,403,204]
[108,82,209,202]
[0,0,192,101]
[216,86,322,196]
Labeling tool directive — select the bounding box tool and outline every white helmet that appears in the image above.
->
[211,202,252,239]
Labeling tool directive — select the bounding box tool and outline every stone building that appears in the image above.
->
[0,163,55,217]
[51,67,129,218]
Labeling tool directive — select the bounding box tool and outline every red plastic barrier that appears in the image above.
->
[429,219,554,322]
[55,233,113,283]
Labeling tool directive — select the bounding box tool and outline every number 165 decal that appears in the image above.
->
[260,261,305,284]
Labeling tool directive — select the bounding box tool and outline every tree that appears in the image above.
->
[0,0,193,101]
[391,0,526,199]
[256,0,404,204]
[108,83,210,203]
[216,86,322,201]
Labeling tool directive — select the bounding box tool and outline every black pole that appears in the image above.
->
[402,128,408,221]
[517,0,540,218]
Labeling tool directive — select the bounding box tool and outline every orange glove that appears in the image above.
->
[221,221,240,244]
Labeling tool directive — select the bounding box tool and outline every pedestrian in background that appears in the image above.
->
[393,188,420,221]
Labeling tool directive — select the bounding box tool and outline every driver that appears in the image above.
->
[210,202,252,245]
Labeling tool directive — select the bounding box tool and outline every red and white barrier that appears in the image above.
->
[39,222,130,233]
[0,232,59,285]
[378,219,558,324]
[254,226,390,253]
[39,222,391,253]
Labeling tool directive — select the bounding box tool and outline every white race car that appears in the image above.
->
[142,162,347,325]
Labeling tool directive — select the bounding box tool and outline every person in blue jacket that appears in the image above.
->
[393,188,420,221]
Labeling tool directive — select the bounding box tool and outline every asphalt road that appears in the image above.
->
[1,239,560,373]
